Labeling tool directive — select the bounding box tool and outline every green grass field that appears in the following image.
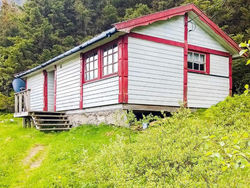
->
[0,114,135,187]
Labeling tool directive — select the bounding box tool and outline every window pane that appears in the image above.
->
[188,52,192,61]
[113,45,118,52]
[194,53,199,62]
[86,63,89,71]
[200,54,205,63]
[108,55,112,64]
[194,63,199,70]
[114,52,118,63]
[94,70,98,78]
[103,57,107,65]
[114,63,118,73]
[86,73,89,80]
[188,62,193,69]
[90,71,93,80]
[103,66,107,75]
[94,60,98,69]
[108,48,112,55]
[104,50,107,56]
[94,54,98,60]
[90,62,93,71]
[108,65,112,74]
[200,64,204,71]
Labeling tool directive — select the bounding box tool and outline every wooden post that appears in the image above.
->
[19,93,22,113]
[15,94,18,113]
[22,118,27,128]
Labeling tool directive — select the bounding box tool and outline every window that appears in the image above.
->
[188,52,205,72]
[102,43,118,76]
[85,52,98,81]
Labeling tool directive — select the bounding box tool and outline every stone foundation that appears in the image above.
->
[66,108,128,127]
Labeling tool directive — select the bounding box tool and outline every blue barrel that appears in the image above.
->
[12,78,26,92]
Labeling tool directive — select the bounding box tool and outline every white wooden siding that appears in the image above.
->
[210,55,229,77]
[128,37,183,106]
[133,16,184,42]
[27,72,44,111]
[187,73,229,108]
[47,71,54,111]
[56,56,80,111]
[188,20,227,52]
[83,76,119,108]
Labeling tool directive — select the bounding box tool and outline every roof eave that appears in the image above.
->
[15,27,117,78]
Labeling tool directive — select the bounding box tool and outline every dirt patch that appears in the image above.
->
[23,145,46,169]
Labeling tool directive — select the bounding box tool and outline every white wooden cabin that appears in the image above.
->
[14,4,241,128]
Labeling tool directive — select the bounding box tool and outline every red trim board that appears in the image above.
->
[114,4,241,54]
[229,55,232,96]
[54,65,57,112]
[43,70,48,111]
[183,13,188,106]
[188,45,230,57]
[80,53,84,109]
[129,33,184,48]
[118,35,128,103]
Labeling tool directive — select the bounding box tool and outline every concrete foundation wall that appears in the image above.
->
[66,106,128,127]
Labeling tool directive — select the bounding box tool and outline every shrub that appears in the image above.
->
[0,92,14,112]
[81,94,250,187]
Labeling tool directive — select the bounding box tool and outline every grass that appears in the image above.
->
[0,94,249,187]
[0,114,136,187]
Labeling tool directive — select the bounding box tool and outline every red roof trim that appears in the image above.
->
[114,4,240,53]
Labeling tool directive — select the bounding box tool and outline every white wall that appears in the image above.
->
[133,16,184,42]
[83,76,119,108]
[47,71,54,112]
[56,55,81,111]
[27,72,44,111]
[210,54,229,77]
[187,73,229,108]
[128,37,183,106]
[188,20,227,52]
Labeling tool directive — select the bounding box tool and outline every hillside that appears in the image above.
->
[0,94,249,187]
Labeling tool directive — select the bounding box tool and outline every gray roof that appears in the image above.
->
[15,27,117,78]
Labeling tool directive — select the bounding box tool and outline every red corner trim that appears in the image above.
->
[118,35,128,103]
[206,53,210,74]
[229,55,232,96]
[114,4,240,54]
[54,65,57,112]
[129,32,184,48]
[80,53,84,109]
[98,49,102,79]
[188,45,230,57]
[43,70,48,111]
[183,13,188,107]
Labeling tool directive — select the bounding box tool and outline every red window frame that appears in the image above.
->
[102,43,118,77]
[82,39,119,84]
[84,51,99,82]
[187,50,210,74]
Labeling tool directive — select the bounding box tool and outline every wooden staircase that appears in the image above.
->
[31,112,72,131]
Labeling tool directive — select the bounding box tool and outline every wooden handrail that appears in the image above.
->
[14,89,31,114]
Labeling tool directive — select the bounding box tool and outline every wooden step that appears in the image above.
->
[35,119,69,122]
[34,114,67,118]
[37,123,71,126]
[32,111,65,115]
[38,128,71,131]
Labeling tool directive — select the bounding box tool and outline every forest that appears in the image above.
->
[0,0,249,111]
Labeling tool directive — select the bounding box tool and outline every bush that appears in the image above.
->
[81,94,249,187]
[0,92,14,112]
